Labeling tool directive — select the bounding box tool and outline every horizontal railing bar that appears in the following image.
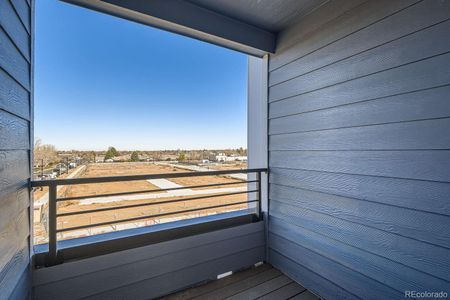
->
[57,190,257,217]
[56,200,258,232]
[32,168,267,186]
[57,180,257,202]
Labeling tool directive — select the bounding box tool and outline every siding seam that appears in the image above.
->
[270,197,450,250]
[8,0,30,35]
[269,116,450,137]
[269,231,409,295]
[0,180,29,199]
[269,16,450,87]
[269,248,363,299]
[269,149,450,152]
[269,212,450,283]
[269,0,422,72]
[269,50,450,103]
[0,24,30,64]
[269,84,450,120]
[0,108,31,122]
[271,0,370,56]
[269,174,450,217]
[0,65,30,93]
[269,181,450,217]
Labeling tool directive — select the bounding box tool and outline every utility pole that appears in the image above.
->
[40,159,44,190]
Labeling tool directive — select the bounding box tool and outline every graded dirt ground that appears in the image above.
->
[63,163,246,198]
[57,193,248,237]
[208,162,248,170]
[35,162,250,242]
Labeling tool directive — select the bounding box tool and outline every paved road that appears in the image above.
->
[148,178,192,195]
[156,163,248,181]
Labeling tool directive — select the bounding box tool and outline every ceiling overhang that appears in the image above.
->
[62,0,276,57]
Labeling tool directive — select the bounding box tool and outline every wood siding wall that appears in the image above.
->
[33,222,265,300]
[267,0,450,299]
[0,0,32,299]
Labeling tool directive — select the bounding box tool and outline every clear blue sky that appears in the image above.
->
[35,0,248,151]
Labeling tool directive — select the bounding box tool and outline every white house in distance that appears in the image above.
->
[215,153,247,162]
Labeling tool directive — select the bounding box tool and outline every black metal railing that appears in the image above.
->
[31,168,267,266]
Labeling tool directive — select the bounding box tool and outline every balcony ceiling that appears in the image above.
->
[62,0,328,57]
[187,0,328,32]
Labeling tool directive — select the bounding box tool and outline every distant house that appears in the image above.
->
[53,163,67,173]
[38,172,56,180]
[215,153,247,162]
[112,154,131,162]
[214,153,228,162]
[234,156,247,162]
[160,154,178,161]
[104,159,114,163]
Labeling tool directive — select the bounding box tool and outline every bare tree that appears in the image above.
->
[34,138,58,169]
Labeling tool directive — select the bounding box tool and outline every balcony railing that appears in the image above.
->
[31,168,267,266]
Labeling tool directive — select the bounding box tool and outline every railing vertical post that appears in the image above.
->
[256,171,262,220]
[48,183,58,266]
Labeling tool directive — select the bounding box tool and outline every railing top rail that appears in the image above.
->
[31,168,268,186]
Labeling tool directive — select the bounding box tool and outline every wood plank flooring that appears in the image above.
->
[160,264,320,300]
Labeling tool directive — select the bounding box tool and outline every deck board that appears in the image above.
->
[290,291,321,300]
[226,275,292,299]
[258,282,306,300]
[162,264,273,300]
[161,264,319,300]
[191,268,282,300]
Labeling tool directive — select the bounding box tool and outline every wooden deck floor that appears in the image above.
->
[160,264,320,300]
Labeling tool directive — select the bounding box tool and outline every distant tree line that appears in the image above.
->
[56,147,248,164]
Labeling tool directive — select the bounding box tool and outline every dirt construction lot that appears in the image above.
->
[209,162,247,171]
[62,163,245,198]
[35,163,250,243]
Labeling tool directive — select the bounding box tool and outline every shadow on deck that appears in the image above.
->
[160,264,320,300]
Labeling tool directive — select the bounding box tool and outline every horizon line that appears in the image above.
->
[56,147,248,152]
